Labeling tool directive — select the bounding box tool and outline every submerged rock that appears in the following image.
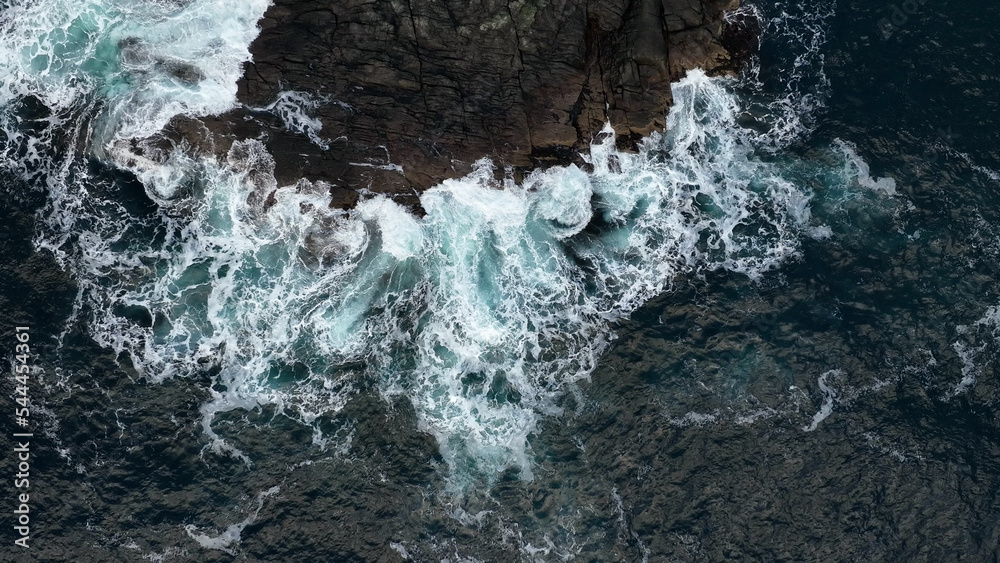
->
[119,36,206,86]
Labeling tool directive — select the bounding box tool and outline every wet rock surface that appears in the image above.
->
[168,0,742,201]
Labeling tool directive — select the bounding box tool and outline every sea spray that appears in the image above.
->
[0,0,897,486]
[0,0,270,143]
[19,74,888,486]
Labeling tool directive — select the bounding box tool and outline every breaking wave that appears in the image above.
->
[0,0,894,486]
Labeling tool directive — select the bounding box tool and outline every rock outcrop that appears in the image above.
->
[168,0,746,206]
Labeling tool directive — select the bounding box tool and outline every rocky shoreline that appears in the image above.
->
[157,0,753,208]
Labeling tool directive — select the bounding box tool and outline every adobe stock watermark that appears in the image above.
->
[877,0,944,40]
[10,326,33,549]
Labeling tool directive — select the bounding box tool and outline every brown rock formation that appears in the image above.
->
[166,0,744,205]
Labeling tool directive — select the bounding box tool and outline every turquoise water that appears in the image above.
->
[7,31,891,484]
[2,0,999,560]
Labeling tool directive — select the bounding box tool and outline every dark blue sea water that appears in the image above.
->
[1,0,998,560]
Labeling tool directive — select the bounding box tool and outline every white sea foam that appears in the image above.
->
[950,149,1000,183]
[252,90,330,149]
[389,542,411,560]
[184,486,280,555]
[8,68,895,486]
[836,140,898,195]
[0,0,898,486]
[802,370,840,432]
[737,0,836,150]
[0,0,269,145]
[951,305,1000,396]
[666,411,721,427]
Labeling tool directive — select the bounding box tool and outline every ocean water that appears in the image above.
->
[1,0,998,561]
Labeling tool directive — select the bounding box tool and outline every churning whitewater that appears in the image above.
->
[0,0,891,483]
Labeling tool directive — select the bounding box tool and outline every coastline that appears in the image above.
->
[152,0,753,210]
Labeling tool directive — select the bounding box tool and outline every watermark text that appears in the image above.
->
[11,326,32,549]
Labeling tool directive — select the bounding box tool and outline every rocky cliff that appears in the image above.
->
[165,0,749,207]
